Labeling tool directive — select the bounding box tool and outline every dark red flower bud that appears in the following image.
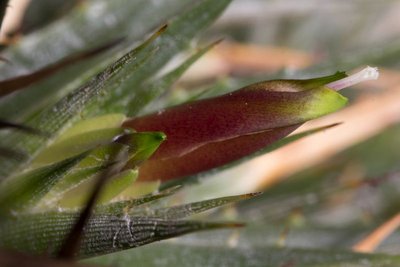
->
[123,67,378,181]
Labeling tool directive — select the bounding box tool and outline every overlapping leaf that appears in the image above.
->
[0,153,88,214]
[0,192,256,258]
[0,38,123,98]
[0,27,161,179]
[0,0,190,123]
[0,0,232,182]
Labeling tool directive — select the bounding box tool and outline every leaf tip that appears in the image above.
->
[212,38,224,46]
[241,192,263,199]
[323,122,343,129]
[157,24,169,35]
[208,222,245,229]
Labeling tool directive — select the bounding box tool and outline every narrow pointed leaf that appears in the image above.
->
[0,119,46,136]
[0,27,162,179]
[0,147,26,160]
[0,1,189,122]
[0,152,87,214]
[115,180,161,200]
[95,185,182,214]
[0,38,124,97]
[58,169,138,209]
[131,192,262,219]
[130,39,222,116]
[58,145,129,259]
[33,113,127,167]
[58,114,126,141]
[100,0,232,115]
[0,0,231,179]
[0,0,188,78]
[37,142,129,205]
[32,127,129,167]
[0,212,241,258]
[37,132,164,208]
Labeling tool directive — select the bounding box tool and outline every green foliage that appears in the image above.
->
[87,241,400,267]
[0,0,399,266]
[0,0,256,261]
[0,193,252,258]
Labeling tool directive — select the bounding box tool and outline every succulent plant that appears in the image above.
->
[0,1,399,267]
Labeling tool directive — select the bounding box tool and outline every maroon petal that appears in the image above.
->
[123,84,346,159]
[137,124,299,181]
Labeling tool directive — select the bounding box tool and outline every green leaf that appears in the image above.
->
[129,192,261,219]
[118,132,167,167]
[0,211,241,258]
[32,113,127,167]
[99,0,232,116]
[0,0,188,78]
[0,0,190,122]
[84,223,400,267]
[86,242,400,267]
[0,0,231,181]
[131,40,222,116]
[37,132,165,209]
[0,153,87,214]
[57,169,138,208]
[58,113,126,140]
[235,124,400,226]
[32,127,128,167]
[0,38,123,98]
[0,26,161,179]
[0,147,27,161]
[115,180,161,200]
[0,119,46,136]
[95,185,182,214]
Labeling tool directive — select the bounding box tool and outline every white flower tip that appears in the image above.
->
[361,66,379,81]
[326,66,379,91]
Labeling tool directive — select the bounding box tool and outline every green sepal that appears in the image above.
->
[32,114,129,167]
[301,87,348,121]
[56,169,138,208]
[119,131,166,167]
[36,132,165,209]
[297,71,347,90]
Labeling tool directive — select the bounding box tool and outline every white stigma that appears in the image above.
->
[326,66,379,91]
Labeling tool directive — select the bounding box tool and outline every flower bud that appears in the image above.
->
[123,67,378,181]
